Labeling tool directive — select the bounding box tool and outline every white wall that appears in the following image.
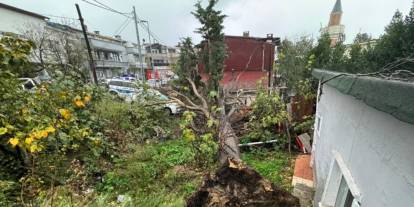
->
[0,7,45,35]
[314,84,414,207]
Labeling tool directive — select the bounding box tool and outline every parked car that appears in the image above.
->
[134,89,181,115]
[107,79,181,114]
[18,78,39,91]
[146,79,161,88]
[107,79,140,102]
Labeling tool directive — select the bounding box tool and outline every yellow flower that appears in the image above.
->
[30,145,40,153]
[73,96,85,108]
[45,126,56,133]
[21,108,29,114]
[40,130,48,138]
[8,138,19,147]
[25,137,33,145]
[74,100,85,108]
[0,127,7,135]
[34,130,48,139]
[59,109,71,120]
[80,128,90,137]
[83,95,92,103]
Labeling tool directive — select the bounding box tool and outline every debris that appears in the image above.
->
[117,195,126,203]
[238,139,278,147]
[186,158,300,207]
[296,133,312,153]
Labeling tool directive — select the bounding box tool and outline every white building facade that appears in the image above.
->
[0,2,173,81]
[312,69,414,207]
[0,3,46,36]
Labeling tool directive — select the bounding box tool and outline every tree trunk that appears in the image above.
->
[218,117,240,164]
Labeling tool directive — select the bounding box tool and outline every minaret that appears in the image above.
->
[322,0,345,46]
[329,0,342,26]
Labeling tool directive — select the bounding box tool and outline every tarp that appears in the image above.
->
[312,69,414,125]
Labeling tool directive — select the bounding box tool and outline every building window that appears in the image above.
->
[320,151,361,207]
[335,177,354,207]
[316,114,323,136]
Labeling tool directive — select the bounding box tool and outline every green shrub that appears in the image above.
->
[95,96,177,150]
[0,180,19,207]
[243,86,288,144]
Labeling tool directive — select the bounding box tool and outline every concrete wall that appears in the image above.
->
[0,7,45,35]
[313,84,414,207]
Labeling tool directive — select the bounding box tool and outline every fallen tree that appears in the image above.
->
[169,1,299,206]
[168,0,242,165]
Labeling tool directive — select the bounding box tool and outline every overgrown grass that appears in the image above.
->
[242,149,295,192]
[38,139,202,207]
[96,138,203,206]
[36,141,295,207]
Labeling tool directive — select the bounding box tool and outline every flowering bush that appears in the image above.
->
[0,35,109,203]
[179,111,218,167]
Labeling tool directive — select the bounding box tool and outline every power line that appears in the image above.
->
[114,17,131,35]
[91,0,130,15]
[80,0,165,44]
[81,0,132,18]
[137,21,163,44]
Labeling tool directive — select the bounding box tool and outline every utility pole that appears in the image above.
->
[75,4,98,84]
[143,21,155,83]
[132,6,145,83]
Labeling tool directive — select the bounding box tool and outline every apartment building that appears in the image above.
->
[145,43,180,81]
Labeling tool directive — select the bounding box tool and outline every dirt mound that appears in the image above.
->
[186,159,300,207]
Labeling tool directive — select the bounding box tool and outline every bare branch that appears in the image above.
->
[186,77,209,110]
[168,88,200,109]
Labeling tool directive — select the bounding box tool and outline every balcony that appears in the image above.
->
[94,60,128,68]
[128,62,148,68]
[126,47,146,55]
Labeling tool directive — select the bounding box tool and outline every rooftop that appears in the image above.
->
[225,35,281,45]
[313,69,414,125]
[0,3,47,20]
[332,0,342,13]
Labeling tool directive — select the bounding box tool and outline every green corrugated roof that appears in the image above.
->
[332,0,342,13]
[312,69,414,125]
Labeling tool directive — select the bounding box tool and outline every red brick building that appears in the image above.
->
[201,33,280,90]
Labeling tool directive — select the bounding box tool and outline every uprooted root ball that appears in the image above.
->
[186,158,300,207]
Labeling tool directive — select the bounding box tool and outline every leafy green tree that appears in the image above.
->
[371,4,414,72]
[354,33,372,44]
[375,11,406,68]
[192,0,227,94]
[329,41,347,71]
[175,37,199,83]
[278,37,315,98]
[311,33,332,69]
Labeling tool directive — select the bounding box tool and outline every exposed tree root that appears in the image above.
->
[187,158,300,207]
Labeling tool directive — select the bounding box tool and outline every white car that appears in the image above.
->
[18,78,39,91]
[107,79,140,102]
[107,79,180,114]
[135,89,181,115]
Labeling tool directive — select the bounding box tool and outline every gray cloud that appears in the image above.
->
[1,0,413,45]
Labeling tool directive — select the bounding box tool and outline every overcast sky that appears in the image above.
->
[2,0,413,46]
